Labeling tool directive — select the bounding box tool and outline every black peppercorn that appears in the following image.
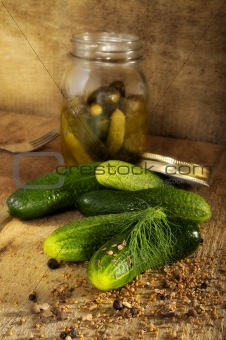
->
[69,328,78,338]
[162,280,170,289]
[159,294,166,300]
[47,258,60,269]
[28,293,37,301]
[60,331,68,339]
[130,306,137,317]
[113,299,124,311]
[200,282,208,289]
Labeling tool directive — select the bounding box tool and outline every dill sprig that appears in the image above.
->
[127,208,175,272]
[105,206,176,273]
[92,207,176,272]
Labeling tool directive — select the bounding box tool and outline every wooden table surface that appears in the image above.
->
[0,112,225,340]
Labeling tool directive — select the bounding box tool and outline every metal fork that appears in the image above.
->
[0,130,60,153]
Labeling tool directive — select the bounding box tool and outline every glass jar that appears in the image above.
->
[60,32,149,165]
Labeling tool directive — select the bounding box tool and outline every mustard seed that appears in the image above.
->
[65,336,72,340]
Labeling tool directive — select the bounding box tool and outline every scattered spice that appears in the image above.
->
[56,308,67,321]
[41,309,54,318]
[122,240,127,247]
[47,258,60,269]
[113,299,124,311]
[173,269,181,281]
[130,306,137,317]
[86,313,93,321]
[19,317,26,324]
[106,250,114,255]
[28,292,37,302]
[65,336,72,340]
[159,311,176,318]
[159,294,165,300]
[40,303,50,310]
[200,282,208,289]
[23,250,225,339]
[69,328,77,338]
[8,330,13,336]
[186,308,198,318]
[110,259,116,263]
[30,303,41,314]
[60,331,68,339]
[123,301,132,309]
[117,245,124,250]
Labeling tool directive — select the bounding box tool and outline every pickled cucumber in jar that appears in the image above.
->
[123,94,147,155]
[60,81,148,165]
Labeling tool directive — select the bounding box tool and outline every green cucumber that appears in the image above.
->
[43,213,122,261]
[87,219,202,291]
[7,162,102,220]
[76,188,211,223]
[95,160,169,190]
[44,208,150,261]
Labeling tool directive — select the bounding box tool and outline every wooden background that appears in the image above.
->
[0,0,226,146]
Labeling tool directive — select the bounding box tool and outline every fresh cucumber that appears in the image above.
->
[87,219,202,291]
[76,187,211,222]
[95,160,169,190]
[44,208,151,261]
[7,162,102,220]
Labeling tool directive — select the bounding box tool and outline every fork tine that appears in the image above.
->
[30,130,59,147]
[30,135,53,147]
[0,129,60,153]
[30,130,58,145]
[30,136,58,148]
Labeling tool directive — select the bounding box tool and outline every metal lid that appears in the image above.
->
[138,153,210,186]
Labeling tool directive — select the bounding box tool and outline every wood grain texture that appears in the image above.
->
[0,111,60,231]
[0,1,226,145]
[0,113,225,339]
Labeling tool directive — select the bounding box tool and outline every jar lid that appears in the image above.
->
[138,153,210,186]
